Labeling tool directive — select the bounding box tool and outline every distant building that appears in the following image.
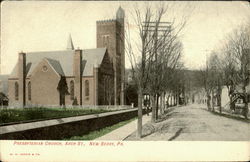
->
[0,75,9,95]
[8,7,125,107]
[0,75,9,106]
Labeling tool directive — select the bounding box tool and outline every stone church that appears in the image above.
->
[8,7,125,106]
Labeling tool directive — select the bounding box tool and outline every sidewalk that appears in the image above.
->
[95,113,152,141]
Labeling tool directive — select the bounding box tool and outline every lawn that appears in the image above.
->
[65,117,137,140]
[0,107,111,125]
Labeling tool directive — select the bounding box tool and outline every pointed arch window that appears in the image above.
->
[102,35,110,47]
[106,36,109,46]
[70,80,74,100]
[15,82,19,100]
[28,82,31,101]
[85,80,89,98]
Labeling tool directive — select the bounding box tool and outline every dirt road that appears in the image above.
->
[126,104,250,141]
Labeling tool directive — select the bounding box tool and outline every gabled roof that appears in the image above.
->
[26,50,74,77]
[82,48,106,76]
[45,58,65,76]
[9,48,107,78]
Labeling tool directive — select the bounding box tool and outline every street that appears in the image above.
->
[126,104,250,141]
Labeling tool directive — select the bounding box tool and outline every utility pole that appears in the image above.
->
[142,21,171,122]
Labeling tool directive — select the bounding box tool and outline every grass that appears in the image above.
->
[65,117,137,140]
[207,110,250,123]
[0,107,111,125]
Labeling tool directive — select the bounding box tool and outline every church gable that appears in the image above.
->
[29,58,62,78]
[99,50,113,75]
[26,50,74,77]
[29,58,62,105]
[81,48,107,76]
[46,58,65,76]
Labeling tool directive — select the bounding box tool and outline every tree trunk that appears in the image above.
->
[207,93,211,111]
[164,92,167,111]
[173,93,176,106]
[177,91,179,106]
[137,89,143,138]
[242,63,249,119]
[167,95,171,108]
[170,94,173,106]
[242,87,249,119]
[211,90,215,112]
[229,96,235,111]
[156,94,159,120]
[217,87,222,114]
[160,93,164,115]
[218,94,222,113]
[151,94,156,123]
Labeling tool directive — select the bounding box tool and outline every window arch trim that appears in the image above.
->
[85,80,89,98]
[28,81,31,101]
[15,82,19,100]
[70,80,74,100]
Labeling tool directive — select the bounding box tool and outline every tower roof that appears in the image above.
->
[116,6,125,19]
[67,34,74,50]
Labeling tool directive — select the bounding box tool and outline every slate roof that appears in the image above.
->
[9,48,107,78]
[45,58,65,76]
[82,48,106,76]
[28,50,74,77]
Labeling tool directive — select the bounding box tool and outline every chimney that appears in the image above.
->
[18,52,26,106]
[73,49,82,105]
[93,63,99,105]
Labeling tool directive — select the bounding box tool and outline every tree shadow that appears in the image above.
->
[156,111,177,123]
[168,128,183,141]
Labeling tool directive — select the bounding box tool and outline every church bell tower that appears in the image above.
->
[96,7,125,105]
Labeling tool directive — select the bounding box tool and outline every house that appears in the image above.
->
[221,48,250,109]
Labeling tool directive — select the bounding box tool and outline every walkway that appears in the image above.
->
[95,113,152,140]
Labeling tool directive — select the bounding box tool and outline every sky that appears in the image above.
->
[1,1,250,74]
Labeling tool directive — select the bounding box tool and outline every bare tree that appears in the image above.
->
[221,49,238,111]
[208,53,223,112]
[199,64,213,111]
[125,2,192,137]
[199,51,224,113]
[144,8,187,122]
[222,24,250,119]
[125,5,156,137]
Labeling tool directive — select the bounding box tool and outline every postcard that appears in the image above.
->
[0,1,249,161]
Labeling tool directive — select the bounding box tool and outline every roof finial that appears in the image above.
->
[116,6,125,19]
[67,33,74,50]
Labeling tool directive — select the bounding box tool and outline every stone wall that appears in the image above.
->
[0,108,147,140]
